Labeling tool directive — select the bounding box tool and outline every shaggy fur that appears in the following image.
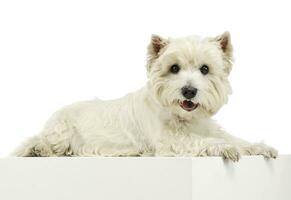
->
[14,32,277,161]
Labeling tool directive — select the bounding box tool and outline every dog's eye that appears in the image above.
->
[170,64,180,74]
[200,65,209,75]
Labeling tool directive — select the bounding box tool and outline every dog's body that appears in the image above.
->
[15,32,277,161]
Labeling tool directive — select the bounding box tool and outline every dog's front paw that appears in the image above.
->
[198,144,241,162]
[244,143,278,159]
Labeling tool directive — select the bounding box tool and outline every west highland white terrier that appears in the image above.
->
[14,32,277,161]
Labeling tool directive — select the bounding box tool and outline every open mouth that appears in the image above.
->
[179,100,199,112]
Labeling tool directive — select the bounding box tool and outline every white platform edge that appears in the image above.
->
[0,155,290,200]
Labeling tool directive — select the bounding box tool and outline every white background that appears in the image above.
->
[0,0,290,157]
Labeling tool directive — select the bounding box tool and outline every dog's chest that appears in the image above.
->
[162,115,195,135]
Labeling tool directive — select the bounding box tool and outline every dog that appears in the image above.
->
[14,32,278,161]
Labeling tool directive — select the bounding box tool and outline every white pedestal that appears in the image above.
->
[0,156,290,200]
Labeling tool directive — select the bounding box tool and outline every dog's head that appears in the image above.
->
[146,32,233,119]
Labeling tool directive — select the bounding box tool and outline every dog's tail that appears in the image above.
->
[13,136,54,157]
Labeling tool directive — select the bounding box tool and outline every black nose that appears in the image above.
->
[181,86,198,99]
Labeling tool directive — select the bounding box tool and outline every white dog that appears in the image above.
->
[14,32,277,161]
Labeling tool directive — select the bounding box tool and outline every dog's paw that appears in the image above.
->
[244,143,278,159]
[198,144,241,162]
[30,143,53,157]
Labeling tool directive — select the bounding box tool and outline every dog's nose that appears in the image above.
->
[181,86,197,99]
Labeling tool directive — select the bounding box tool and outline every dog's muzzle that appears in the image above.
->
[179,86,199,111]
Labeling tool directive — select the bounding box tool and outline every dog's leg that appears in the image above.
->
[14,116,76,157]
[242,142,278,158]
[13,133,74,157]
[71,129,144,157]
[198,121,278,159]
[13,136,54,157]
[75,141,142,157]
[214,130,278,159]
[155,136,241,161]
[195,138,241,162]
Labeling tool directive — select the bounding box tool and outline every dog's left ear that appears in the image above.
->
[146,34,168,73]
[214,31,233,74]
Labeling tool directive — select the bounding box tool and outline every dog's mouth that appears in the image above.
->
[179,100,199,112]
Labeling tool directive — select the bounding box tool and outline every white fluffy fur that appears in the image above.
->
[14,32,277,161]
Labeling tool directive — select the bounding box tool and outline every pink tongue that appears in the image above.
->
[182,100,194,109]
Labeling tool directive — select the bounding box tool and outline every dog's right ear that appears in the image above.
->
[146,34,168,72]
